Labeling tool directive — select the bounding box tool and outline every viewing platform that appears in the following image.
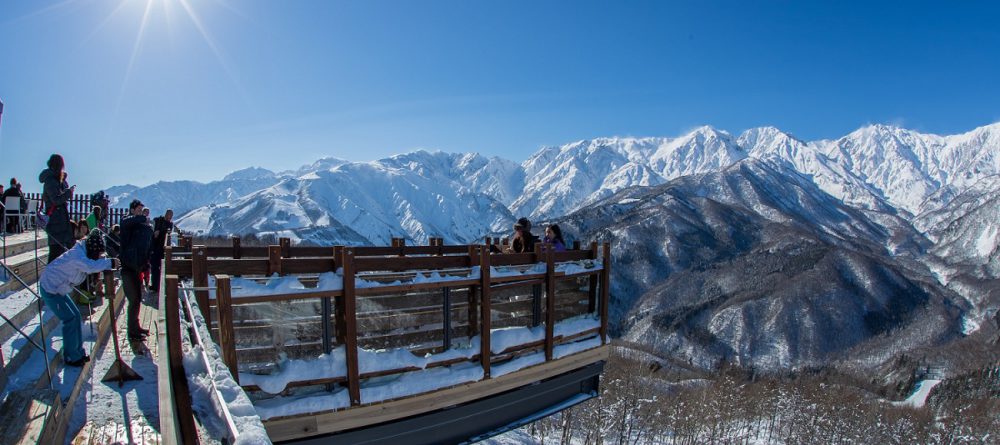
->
[159,236,613,444]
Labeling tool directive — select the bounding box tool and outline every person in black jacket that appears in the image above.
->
[3,178,27,233]
[119,199,153,341]
[149,209,174,293]
[39,154,76,262]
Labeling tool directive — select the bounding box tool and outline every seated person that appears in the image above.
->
[543,224,567,252]
[507,217,538,253]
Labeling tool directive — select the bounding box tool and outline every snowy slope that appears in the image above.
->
[178,152,516,245]
[106,167,283,216]
[557,158,959,371]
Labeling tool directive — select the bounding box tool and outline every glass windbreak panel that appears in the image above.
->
[490,283,540,330]
[356,286,471,353]
[231,299,325,375]
[554,274,594,322]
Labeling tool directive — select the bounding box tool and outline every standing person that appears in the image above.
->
[543,224,567,252]
[39,154,76,262]
[3,178,26,233]
[119,199,153,341]
[39,230,118,366]
[149,209,174,293]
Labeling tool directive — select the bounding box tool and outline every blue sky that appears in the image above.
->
[1,0,999,193]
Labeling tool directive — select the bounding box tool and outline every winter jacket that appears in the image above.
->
[39,168,74,248]
[2,186,25,212]
[543,236,566,252]
[119,214,153,271]
[511,231,539,253]
[151,216,174,255]
[40,240,113,295]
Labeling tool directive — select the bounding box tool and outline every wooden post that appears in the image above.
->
[334,246,346,343]
[479,246,491,379]
[600,242,611,344]
[215,275,239,383]
[192,246,210,325]
[268,245,282,276]
[442,287,451,351]
[588,241,599,314]
[232,237,241,259]
[181,235,192,251]
[397,238,406,256]
[545,244,556,361]
[467,245,479,337]
[164,246,174,276]
[573,240,581,250]
[341,248,361,406]
[501,238,509,252]
[280,237,291,258]
[165,275,199,444]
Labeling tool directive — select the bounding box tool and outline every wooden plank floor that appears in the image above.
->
[70,291,162,445]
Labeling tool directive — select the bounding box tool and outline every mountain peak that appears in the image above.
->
[223,167,276,182]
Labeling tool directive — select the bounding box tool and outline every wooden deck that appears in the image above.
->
[70,290,162,445]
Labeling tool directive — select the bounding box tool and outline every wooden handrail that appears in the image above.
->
[163,239,611,411]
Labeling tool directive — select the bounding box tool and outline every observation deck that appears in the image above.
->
[158,236,612,444]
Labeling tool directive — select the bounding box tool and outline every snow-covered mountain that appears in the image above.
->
[120,122,1000,247]
[105,167,283,216]
[178,151,516,245]
[104,121,1000,373]
[557,159,961,371]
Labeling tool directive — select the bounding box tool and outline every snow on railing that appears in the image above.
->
[162,238,612,426]
[172,282,270,444]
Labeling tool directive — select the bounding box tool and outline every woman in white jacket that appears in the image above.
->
[39,229,118,366]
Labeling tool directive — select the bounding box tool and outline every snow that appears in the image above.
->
[894,379,942,408]
[180,290,271,444]
[240,315,601,419]
[241,316,598,396]
[962,317,981,335]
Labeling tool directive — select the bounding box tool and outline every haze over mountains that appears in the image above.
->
[111,122,1000,374]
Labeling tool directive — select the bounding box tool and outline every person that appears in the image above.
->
[106,224,121,259]
[119,199,153,341]
[38,229,118,366]
[149,209,174,293]
[3,178,26,233]
[85,205,103,232]
[508,217,539,253]
[39,154,76,263]
[543,224,567,252]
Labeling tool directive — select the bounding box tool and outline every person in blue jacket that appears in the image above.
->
[39,229,118,366]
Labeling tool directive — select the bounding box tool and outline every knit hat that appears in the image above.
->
[85,229,106,259]
[514,217,531,230]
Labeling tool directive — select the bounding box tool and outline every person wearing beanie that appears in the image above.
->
[39,229,118,366]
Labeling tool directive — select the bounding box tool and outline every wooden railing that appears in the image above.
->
[162,236,611,420]
[23,192,129,227]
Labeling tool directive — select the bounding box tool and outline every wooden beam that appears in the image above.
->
[268,245,282,276]
[262,345,609,442]
[232,237,241,259]
[588,241,598,314]
[280,237,291,258]
[164,276,199,444]
[600,242,611,344]
[216,275,239,384]
[191,246,210,325]
[479,246,491,378]
[545,244,556,361]
[342,248,361,406]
